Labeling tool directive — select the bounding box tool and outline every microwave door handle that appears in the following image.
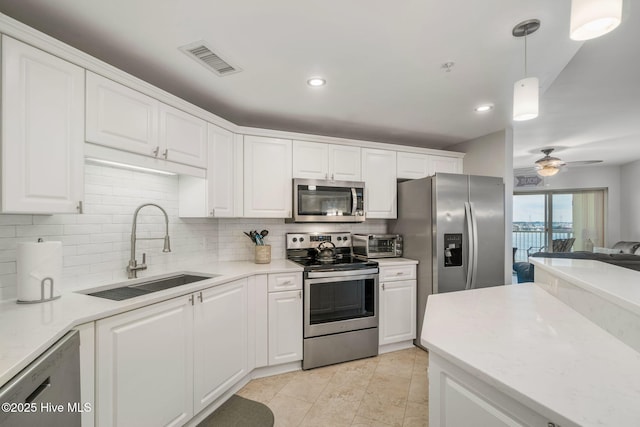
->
[351,187,357,214]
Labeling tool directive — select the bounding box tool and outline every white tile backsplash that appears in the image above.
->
[0,164,390,301]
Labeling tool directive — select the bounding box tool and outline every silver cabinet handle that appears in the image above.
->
[382,283,385,290]
[283,280,293,285]
[198,292,203,303]
[189,295,194,305]
[152,146,160,157]
[210,209,215,217]
[396,272,404,275]
[162,148,169,159]
[76,201,83,214]
[298,291,302,299]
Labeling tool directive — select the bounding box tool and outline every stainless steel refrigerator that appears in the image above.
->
[391,173,505,348]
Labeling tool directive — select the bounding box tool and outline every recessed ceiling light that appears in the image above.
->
[307,78,326,87]
[475,104,494,113]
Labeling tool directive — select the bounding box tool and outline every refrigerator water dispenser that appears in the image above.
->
[444,233,462,267]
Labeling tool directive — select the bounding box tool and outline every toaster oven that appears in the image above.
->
[352,234,403,258]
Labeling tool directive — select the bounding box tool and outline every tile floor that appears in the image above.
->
[237,347,429,427]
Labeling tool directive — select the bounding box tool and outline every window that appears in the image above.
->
[512,189,606,262]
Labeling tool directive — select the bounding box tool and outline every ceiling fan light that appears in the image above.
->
[513,77,539,121]
[570,0,622,41]
[537,165,560,177]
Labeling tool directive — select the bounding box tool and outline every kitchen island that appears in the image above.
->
[422,260,640,427]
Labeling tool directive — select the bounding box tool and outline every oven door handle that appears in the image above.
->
[306,268,379,279]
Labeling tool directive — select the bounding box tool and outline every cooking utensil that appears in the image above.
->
[315,241,337,260]
[260,230,269,238]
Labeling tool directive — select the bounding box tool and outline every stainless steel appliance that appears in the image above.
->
[286,232,379,369]
[290,179,365,222]
[352,234,403,258]
[0,330,81,427]
[391,173,505,349]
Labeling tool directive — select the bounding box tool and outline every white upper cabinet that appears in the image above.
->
[159,103,207,168]
[1,36,84,214]
[429,155,462,175]
[361,148,397,219]
[397,152,429,179]
[86,71,159,156]
[397,152,463,179]
[292,141,328,179]
[329,144,361,181]
[178,124,242,218]
[244,135,292,218]
[86,71,206,168]
[293,141,361,181]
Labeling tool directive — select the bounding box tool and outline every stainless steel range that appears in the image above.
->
[286,232,379,370]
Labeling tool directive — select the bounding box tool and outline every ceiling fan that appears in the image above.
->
[515,148,603,178]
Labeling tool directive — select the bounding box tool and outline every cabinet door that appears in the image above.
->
[194,279,248,413]
[1,36,84,214]
[86,71,159,157]
[428,155,462,175]
[268,290,303,365]
[397,152,429,179]
[208,124,241,217]
[159,103,207,168]
[244,135,292,218]
[379,279,417,345]
[361,148,397,219]
[292,140,329,179]
[96,297,194,427]
[329,144,361,181]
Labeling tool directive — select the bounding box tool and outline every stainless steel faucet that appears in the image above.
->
[127,203,171,279]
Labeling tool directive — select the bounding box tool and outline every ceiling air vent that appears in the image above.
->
[179,41,241,76]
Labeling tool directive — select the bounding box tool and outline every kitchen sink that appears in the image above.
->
[85,273,218,301]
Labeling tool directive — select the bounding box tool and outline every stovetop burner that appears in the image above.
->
[286,232,378,272]
[288,255,378,271]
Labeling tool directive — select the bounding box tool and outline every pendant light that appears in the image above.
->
[512,19,540,122]
[570,0,623,40]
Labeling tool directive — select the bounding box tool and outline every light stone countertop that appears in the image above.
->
[422,283,640,427]
[0,259,303,386]
[530,257,640,315]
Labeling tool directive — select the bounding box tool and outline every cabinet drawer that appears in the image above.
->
[268,272,302,292]
[380,265,416,282]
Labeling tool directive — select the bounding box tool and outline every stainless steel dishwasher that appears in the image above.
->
[0,330,81,427]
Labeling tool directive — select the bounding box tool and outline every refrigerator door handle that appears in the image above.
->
[470,202,480,289]
[464,202,473,290]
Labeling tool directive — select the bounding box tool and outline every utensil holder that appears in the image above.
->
[255,245,271,264]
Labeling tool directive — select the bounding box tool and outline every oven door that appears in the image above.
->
[304,270,378,338]
[293,179,365,222]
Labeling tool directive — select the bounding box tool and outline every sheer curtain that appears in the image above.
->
[572,190,605,251]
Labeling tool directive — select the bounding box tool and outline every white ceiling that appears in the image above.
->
[0,1,637,170]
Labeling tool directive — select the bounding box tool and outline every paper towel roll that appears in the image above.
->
[17,241,63,303]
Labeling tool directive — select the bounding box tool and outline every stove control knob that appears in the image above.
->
[337,236,342,241]
[292,237,298,242]
[300,237,304,242]
[343,236,349,241]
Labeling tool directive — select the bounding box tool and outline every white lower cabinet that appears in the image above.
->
[266,272,303,365]
[96,296,194,427]
[429,354,553,427]
[96,278,248,426]
[268,289,303,365]
[193,280,248,413]
[379,263,417,346]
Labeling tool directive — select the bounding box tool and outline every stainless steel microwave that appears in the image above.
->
[290,179,365,223]
[352,234,403,258]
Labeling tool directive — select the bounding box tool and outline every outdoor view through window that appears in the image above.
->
[512,190,605,262]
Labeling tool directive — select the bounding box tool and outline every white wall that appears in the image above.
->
[451,129,514,285]
[0,164,386,301]
[621,160,640,240]
[515,165,622,246]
